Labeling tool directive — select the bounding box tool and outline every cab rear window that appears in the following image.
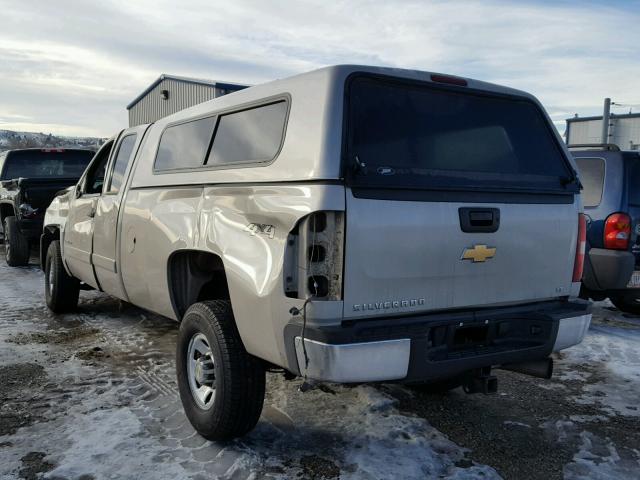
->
[574,157,605,207]
[345,75,576,193]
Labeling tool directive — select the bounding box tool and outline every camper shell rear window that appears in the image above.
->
[344,74,578,194]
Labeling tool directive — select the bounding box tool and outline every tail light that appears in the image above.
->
[572,214,587,282]
[430,74,468,86]
[284,211,344,300]
[604,212,631,250]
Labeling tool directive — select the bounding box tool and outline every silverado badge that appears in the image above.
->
[461,244,496,263]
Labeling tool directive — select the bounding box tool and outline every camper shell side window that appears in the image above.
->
[152,97,290,174]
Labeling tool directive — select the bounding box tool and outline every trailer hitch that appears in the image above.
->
[463,367,498,394]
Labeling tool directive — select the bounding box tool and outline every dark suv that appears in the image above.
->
[571,144,640,313]
[0,148,95,266]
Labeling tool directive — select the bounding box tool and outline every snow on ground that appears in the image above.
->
[552,302,640,479]
[257,378,500,480]
[558,302,640,418]
[0,258,499,480]
[1,254,639,479]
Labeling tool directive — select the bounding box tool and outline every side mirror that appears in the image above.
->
[75,187,83,199]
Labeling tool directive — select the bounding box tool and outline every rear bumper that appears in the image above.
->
[583,247,635,292]
[552,314,591,351]
[286,299,591,383]
[294,337,411,382]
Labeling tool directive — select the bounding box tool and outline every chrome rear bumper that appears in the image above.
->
[294,337,410,382]
[552,314,591,352]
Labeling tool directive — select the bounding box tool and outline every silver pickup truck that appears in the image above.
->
[43,65,592,440]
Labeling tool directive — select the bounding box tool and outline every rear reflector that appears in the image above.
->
[430,74,468,86]
[604,212,631,250]
[572,214,587,282]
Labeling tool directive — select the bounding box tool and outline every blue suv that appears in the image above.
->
[571,144,640,313]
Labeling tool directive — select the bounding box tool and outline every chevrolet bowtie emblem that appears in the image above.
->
[461,244,496,263]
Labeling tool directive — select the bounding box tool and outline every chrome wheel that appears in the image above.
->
[47,257,55,293]
[4,224,10,260]
[187,333,216,410]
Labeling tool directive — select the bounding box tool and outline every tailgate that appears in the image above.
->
[15,177,78,211]
[343,192,578,319]
[341,73,581,319]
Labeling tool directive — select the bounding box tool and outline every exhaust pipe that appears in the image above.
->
[500,358,553,379]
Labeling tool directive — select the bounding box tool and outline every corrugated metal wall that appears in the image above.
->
[567,120,604,145]
[128,79,220,126]
[567,116,640,150]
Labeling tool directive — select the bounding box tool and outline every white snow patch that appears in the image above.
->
[557,305,640,418]
[44,408,189,479]
[338,386,500,480]
[564,431,640,480]
[252,377,502,480]
[544,415,640,479]
[503,421,531,429]
[554,369,591,382]
[568,415,609,424]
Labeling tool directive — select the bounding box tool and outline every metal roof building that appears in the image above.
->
[566,111,640,150]
[127,74,249,126]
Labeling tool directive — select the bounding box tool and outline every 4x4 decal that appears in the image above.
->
[245,223,275,239]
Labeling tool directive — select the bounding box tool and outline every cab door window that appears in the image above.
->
[106,134,137,194]
[83,140,114,195]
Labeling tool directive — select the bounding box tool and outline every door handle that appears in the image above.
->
[459,207,500,233]
[88,207,96,218]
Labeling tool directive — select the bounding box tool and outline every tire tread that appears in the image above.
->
[4,216,29,266]
[45,240,80,313]
[610,295,640,315]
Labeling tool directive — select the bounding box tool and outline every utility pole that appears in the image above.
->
[601,98,611,144]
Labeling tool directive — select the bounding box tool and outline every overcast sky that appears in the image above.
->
[0,0,638,137]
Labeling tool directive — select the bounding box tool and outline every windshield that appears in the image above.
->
[1,150,94,180]
[346,76,576,192]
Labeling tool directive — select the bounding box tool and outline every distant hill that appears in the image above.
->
[0,129,105,152]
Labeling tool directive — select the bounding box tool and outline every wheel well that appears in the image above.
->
[40,227,60,270]
[0,203,15,226]
[168,250,230,320]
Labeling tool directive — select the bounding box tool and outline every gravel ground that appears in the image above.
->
[0,247,639,479]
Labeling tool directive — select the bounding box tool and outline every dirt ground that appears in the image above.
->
[1,248,639,479]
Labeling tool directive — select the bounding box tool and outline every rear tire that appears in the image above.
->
[176,300,266,440]
[4,216,30,266]
[45,240,80,313]
[610,294,640,315]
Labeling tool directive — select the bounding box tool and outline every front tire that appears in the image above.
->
[4,216,30,266]
[610,294,640,315]
[45,240,80,313]
[176,301,266,441]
